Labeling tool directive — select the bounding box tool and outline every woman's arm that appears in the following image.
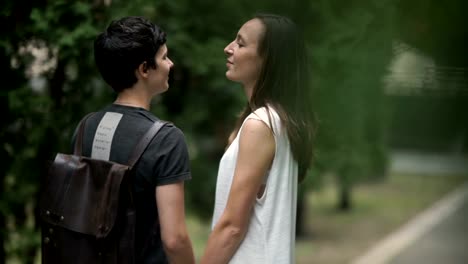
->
[201,118,275,264]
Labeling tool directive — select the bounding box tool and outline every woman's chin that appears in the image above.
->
[225,72,235,81]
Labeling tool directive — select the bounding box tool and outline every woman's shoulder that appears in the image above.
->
[251,106,280,121]
[248,106,282,134]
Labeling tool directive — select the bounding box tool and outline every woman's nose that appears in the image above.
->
[224,42,234,55]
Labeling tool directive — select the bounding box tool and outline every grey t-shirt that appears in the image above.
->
[72,104,191,263]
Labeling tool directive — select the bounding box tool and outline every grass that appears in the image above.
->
[297,172,468,264]
[186,172,468,263]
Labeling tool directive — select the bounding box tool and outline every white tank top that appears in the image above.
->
[212,106,298,264]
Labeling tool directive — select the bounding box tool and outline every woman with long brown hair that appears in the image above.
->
[202,13,314,264]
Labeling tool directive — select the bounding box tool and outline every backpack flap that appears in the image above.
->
[40,153,130,238]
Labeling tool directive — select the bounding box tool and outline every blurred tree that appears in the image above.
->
[396,0,468,67]
[1,0,412,261]
[394,0,468,153]
[0,0,292,261]
[2,2,163,262]
[310,0,396,210]
[1,1,117,262]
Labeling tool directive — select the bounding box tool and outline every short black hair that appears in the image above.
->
[94,16,167,92]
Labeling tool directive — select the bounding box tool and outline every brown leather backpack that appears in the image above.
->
[40,114,166,264]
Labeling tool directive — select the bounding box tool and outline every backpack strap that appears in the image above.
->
[127,120,167,168]
[74,112,95,156]
[74,113,166,166]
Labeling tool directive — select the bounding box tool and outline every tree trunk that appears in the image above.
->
[0,193,5,264]
[0,41,21,264]
[337,169,353,211]
[338,183,352,211]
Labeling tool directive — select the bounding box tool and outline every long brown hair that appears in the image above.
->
[231,13,315,182]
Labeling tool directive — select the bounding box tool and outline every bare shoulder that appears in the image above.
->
[239,118,274,146]
[241,118,271,135]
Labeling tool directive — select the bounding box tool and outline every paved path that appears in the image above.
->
[351,151,468,264]
[388,191,468,264]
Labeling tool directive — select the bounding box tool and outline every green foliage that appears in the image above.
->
[6,0,465,261]
[1,1,112,262]
[310,0,397,209]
